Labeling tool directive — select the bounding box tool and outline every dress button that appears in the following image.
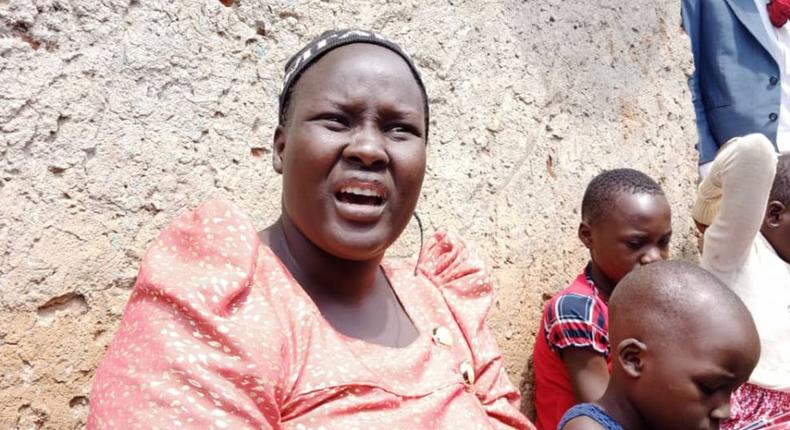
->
[460,360,475,387]
[770,113,779,122]
[770,76,779,86]
[431,326,453,347]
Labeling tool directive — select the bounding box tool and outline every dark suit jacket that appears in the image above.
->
[682,0,781,164]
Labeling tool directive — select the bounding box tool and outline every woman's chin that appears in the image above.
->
[320,231,394,261]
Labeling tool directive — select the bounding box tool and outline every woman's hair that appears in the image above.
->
[277,29,430,138]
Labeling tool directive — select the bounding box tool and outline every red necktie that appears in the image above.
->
[769,0,790,27]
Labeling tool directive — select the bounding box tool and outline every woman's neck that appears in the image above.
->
[264,214,384,303]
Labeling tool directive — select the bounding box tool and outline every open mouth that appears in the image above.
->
[335,186,386,207]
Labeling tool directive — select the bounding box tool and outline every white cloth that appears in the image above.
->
[699,160,712,179]
[696,134,790,391]
[755,0,790,153]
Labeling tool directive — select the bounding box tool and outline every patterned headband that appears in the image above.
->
[278,29,429,137]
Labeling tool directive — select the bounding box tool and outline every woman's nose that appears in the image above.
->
[343,124,389,168]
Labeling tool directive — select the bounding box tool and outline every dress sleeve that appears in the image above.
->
[419,232,536,430]
[87,199,287,430]
[543,292,608,357]
[693,134,778,272]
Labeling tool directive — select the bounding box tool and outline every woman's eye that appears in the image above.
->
[318,115,348,130]
[386,124,418,138]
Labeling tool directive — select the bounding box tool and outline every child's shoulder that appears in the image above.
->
[545,270,598,310]
[561,416,608,430]
[541,271,610,354]
[558,404,624,430]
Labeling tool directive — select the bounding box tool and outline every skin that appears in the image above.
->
[259,44,427,347]
[567,192,673,403]
[761,200,790,263]
[604,320,757,430]
[563,306,759,430]
[579,193,673,299]
[561,348,611,404]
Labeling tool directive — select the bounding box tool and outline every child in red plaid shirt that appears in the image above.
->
[532,169,672,430]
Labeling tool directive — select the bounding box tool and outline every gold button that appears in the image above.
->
[432,326,453,347]
[460,360,475,387]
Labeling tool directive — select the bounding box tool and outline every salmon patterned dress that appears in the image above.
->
[87,199,535,430]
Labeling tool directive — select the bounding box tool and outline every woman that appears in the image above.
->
[87,29,534,429]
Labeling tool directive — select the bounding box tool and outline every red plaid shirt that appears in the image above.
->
[532,266,610,430]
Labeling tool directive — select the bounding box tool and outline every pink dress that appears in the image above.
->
[87,199,535,430]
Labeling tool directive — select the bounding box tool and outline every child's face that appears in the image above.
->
[274,44,427,260]
[632,316,760,430]
[583,193,672,284]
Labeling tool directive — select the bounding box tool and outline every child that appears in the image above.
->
[532,169,672,430]
[692,133,790,429]
[558,261,761,430]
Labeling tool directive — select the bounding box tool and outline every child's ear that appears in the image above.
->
[617,338,647,378]
[578,221,593,249]
[764,201,787,228]
[273,125,286,174]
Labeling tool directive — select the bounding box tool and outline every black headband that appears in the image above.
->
[278,29,429,138]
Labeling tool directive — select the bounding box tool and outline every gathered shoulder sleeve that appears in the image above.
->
[87,199,287,430]
[543,290,609,357]
[419,232,536,430]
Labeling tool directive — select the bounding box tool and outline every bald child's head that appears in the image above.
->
[606,261,759,430]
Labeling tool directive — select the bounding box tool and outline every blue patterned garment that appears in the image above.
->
[557,403,624,430]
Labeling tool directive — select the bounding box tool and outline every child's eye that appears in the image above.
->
[695,381,717,396]
[626,240,643,250]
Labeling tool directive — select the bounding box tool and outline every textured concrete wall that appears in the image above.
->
[0,0,699,428]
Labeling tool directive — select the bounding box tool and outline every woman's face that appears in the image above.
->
[274,44,427,261]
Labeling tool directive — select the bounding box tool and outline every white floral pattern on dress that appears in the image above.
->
[87,199,535,430]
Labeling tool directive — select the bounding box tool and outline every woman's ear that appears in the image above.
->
[764,201,787,228]
[578,221,593,250]
[617,338,647,378]
[273,124,286,174]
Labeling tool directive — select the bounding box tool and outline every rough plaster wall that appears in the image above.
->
[0,0,699,428]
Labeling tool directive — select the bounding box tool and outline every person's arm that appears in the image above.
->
[681,0,719,164]
[543,290,610,405]
[87,200,285,430]
[693,134,778,271]
[562,348,609,403]
[420,232,536,430]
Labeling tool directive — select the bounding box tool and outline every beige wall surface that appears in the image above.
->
[0,0,700,428]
